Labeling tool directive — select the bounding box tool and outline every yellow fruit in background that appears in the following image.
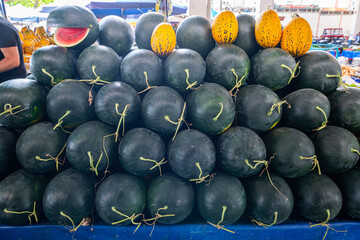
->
[151,22,176,58]
[255,8,282,48]
[212,10,238,44]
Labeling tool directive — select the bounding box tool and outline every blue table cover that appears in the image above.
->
[0,219,359,240]
[329,50,360,59]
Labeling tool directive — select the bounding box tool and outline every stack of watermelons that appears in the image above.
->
[1,5,360,238]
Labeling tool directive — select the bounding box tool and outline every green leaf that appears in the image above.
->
[6,0,55,9]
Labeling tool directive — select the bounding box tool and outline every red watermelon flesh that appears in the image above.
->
[54,27,90,47]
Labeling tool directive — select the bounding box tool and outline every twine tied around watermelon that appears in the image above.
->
[0,103,25,117]
[309,209,347,240]
[281,61,300,85]
[59,211,85,233]
[111,206,143,234]
[4,201,38,224]
[114,103,130,142]
[53,110,72,134]
[207,205,235,234]
[88,151,103,176]
[41,68,57,86]
[139,156,167,176]
[143,205,175,236]
[229,68,247,96]
[35,143,67,171]
[138,71,158,94]
[326,70,350,94]
[313,106,328,131]
[252,211,278,228]
[300,155,321,175]
[267,98,291,116]
[164,102,187,141]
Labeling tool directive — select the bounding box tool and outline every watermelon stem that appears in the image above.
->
[138,71,157,94]
[139,156,167,176]
[53,110,71,132]
[267,99,291,116]
[300,155,321,175]
[88,151,103,176]
[4,201,38,225]
[184,69,200,90]
[309,209,347,240]
[351,148,360,155]
[281,61,300,85]
[245,159,267,169]
[229,68,247,96]
[189,162,215,184]
[326,71,350,94]
[110,206,142,234]
[59,211,85,233]
[252,211,278,228]
[41,68,56,86]
[35,143,67,171]
[114,103,130,142]
[164,102,187,141]
[313,106,328,131]
[213,103,224,121]
[143,205,175,236]
[0,103,25,117]
[207,206,235,234]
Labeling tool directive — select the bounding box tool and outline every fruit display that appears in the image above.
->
[1,5,360,239]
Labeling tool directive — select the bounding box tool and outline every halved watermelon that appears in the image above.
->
[54,27,89,47]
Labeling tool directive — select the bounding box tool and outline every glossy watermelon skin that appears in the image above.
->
[135,12,166,50]
[95,173,146,225]
[196,172,246,225]
[164,49,206,94]
[243,173,293,225]
[311,126,360,174]
[118,128,166,176]
[141,86,186,135]
[77,45,122,82]
[0,79,48,130]
[147,172,194,224]
[120,49,163,92]
[0,169,48,225]
[98,15,134,57]
[42,168,95,225]
[250,48,296,91]
[233,14,262,58]
[94,81,140,127]
[176,16,215,59]
[0,127,18,178]
[281,88,330,132]
[16,122,68,174]
[216,126,266,178]
[291,51,341,95]
[235,85,282,133]
[46,81,96,130]
[328,88,360,133]
[66,121,117,176]
[30,45,77,88]
[206,44,250,90]
[167,129,216,180]
[186,83,235,136]
[263,127,315,178]
[288,172,342,222]
[47,5,100,51]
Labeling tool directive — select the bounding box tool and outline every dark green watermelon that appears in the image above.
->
[16,122,68,173]
[291,50,342,95]
[30,45,77,87]
[135,12,166,50]
[176,15,215,59]
[281,88,330,132]
[249,48,297,91]
[42,168,95,226]
[0,127,18,179]
[118,128,166,176]
[95,173,146,226]
[196,172,246,225]
[336,167,360,220]
[243,173,293,226]
[164,49,206,94]
[147,172,194,224]
[141,86,186,135]
[47,5,100,51]
[216,126,266,178]
[168,129,216,181]
[25,74,35,80]
[0,79,47,130]
[235,84,284,133]
[288,172,342,222]
[311,126,359,174]
[0,169,48,225]
[328,88,360,133]
[186,83,235,135]
[98,15,134,57]
[120,49,163,92]
[46,80,96,130]
[233,14,262,58]
[94,81,140,132]
[77,45,121,82]
[263,127,316,178]
[66,121,117,176]
[206,44,250,91]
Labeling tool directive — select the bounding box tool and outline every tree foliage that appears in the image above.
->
[6,0,55,9]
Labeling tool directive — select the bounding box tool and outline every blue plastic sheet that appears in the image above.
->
[0,219,359,240]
